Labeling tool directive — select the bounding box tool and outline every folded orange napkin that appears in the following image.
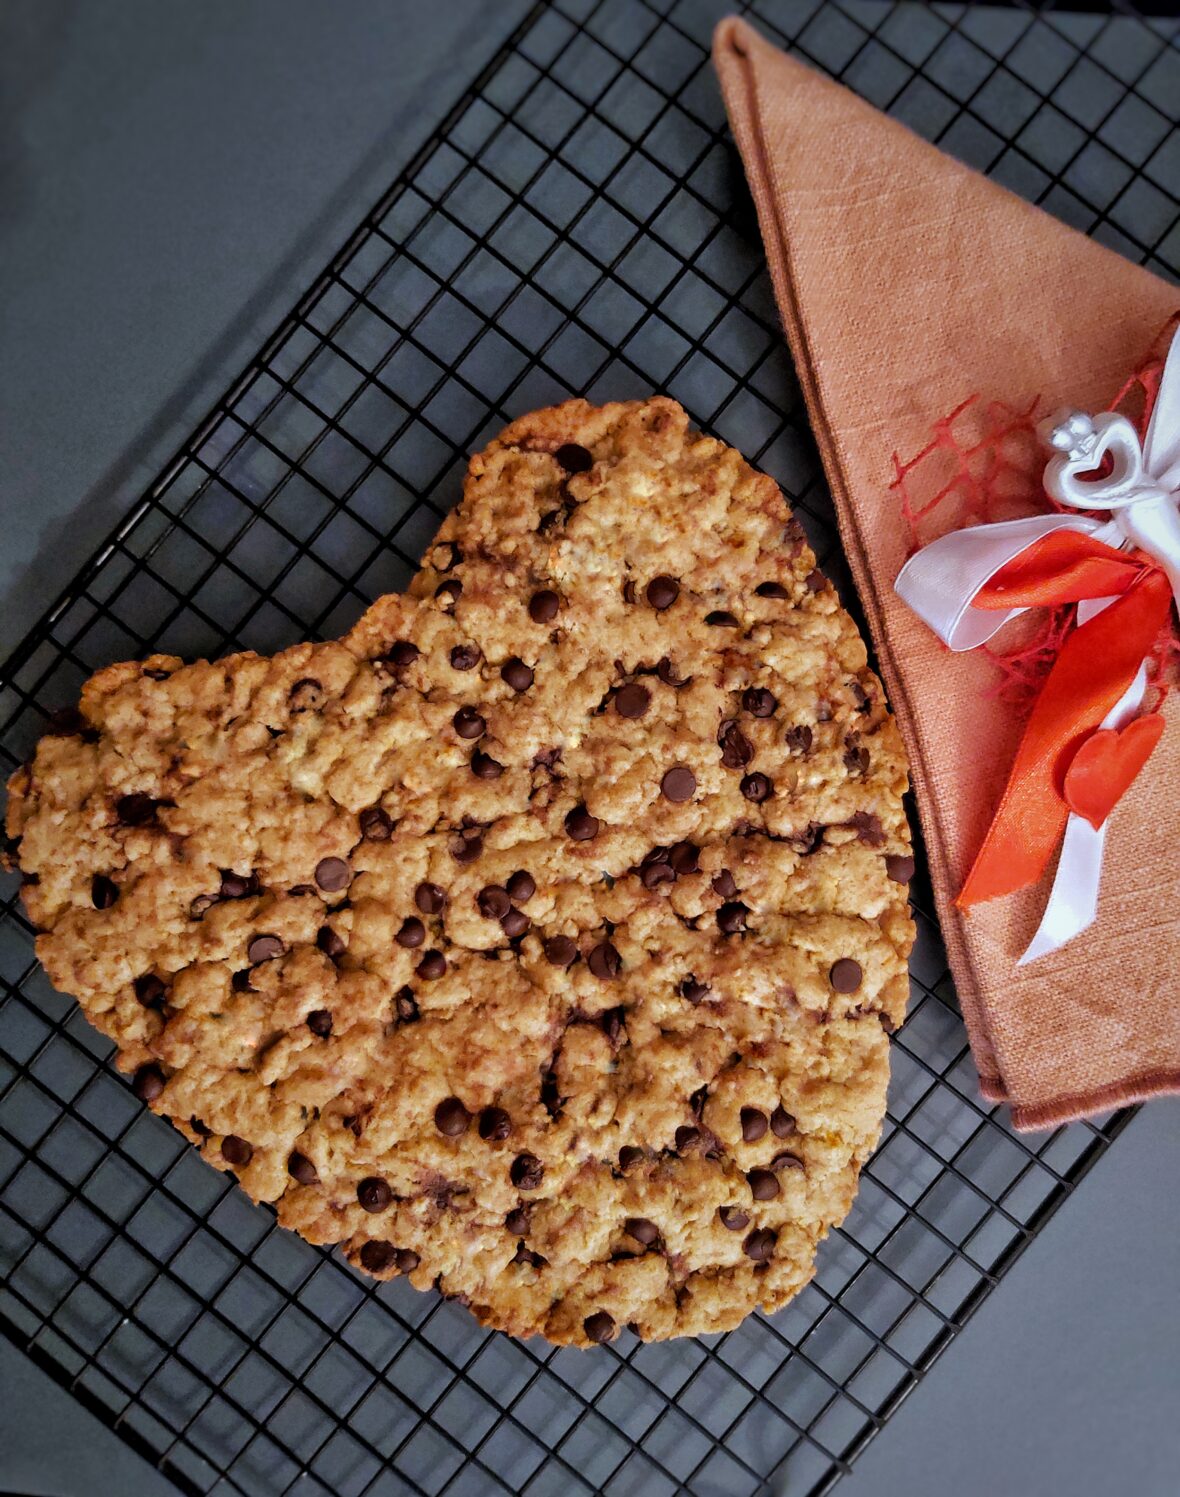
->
[714,16,1180,1129]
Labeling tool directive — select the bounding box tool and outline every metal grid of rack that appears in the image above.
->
[1,2,1175,1493]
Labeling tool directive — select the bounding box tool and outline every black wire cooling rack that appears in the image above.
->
[1,2,1176,1494]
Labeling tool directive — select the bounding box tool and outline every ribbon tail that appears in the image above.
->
[1018,812,1106,966]
[958,576,1170,907]
[1017,650,1148,963]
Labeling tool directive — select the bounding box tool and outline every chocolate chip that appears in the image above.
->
[388,640,420,668]
[742,687,777,718]
[245,933,282,966]
[395,1248,420,1273]
[646,575,679,610]
[133,974,165,1008]
[804,569,825,593]
[719,1206,749,1231]
[451,829,484,863]
[221,868,256,898]
[679,976,709,1004]
[471,750,504,780]
[306,1008,333,1036]
[435,579,462,608]
[657,657,691,689]
[529,589,560,623]
[622,579,637,604]
[396,917,425,949]
[705,610,739,627]
[501,908,530,939]
[740,772,773,803]
[417,950,447,980]
[771,1105,796,1138]
[315,857,351,893]
[359,1240,396,1273]
[132,1064,165,1102]
[748,1169,780,1201]
[91,874,118,910]
[538,509,561,535]
[849,681,870,712]
[190,1117,212,1138]
[435,1097,470,1136]
[588,941,621,981]
[792,822,825,855]
[288,1151,318,1185]
[743,1227,777,1262]
[479,1107,512,1141]
[717,902,748,935]
[886,854,916,884]
[660,766,696,803]
[358,1177,392,1213]
[287,678,324,715]
[786,724,813,755]
[450,643,480,671]
[589,1009,618,1049]
[618,1146,644,1170]
[415,882,446,915]
[395,987,418,1023]
[513,1244,547,1268]
[641,858,674,890]
[740,1107,768,1143]
[556,442,593,473]
[614,683,651,719]
[770,1151,804,1172]
[501,658,533,692]
[669,841,699,875]
[505,1207,532,1236]
[544,934,578,967]
[712,870,738,899]
[222,1135,253,1168]
[533,747,562,772]
[718,720,753,769]
[506,870,535,903]
[583,1310,616,1344]
[565,805,599,841]
[510,1153,544,1190]
[844,743,871,775]
[675,1125,701,1152]
[478,889,511,924]
[817,702,833,723]
[851,811,885,847]
[755,581,790,599]
[317,925,346,960]
[116,793,158,827]
[625,1218,659,1247]
[829,958,863,993]
[46,707,93,738]
[453,706,485,739]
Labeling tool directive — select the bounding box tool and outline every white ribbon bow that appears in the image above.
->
[896,325,1180,963]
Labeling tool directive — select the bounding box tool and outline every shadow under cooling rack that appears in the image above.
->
[0,1,1175,1494]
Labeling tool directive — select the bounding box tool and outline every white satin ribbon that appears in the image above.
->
[895,325,1180,963]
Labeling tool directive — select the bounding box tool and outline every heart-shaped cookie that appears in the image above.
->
[6,398,913,1345]
[1063,712,1164,830]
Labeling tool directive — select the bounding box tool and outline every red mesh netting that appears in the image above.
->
[890,320,1179,707]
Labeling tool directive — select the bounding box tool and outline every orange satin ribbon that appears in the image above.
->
[957,529,1173,907]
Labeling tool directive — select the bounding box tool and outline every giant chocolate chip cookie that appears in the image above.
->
[6,398,914,1345]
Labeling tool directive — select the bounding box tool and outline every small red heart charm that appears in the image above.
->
[1063,713,1165,830]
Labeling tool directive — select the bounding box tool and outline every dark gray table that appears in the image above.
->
[2,4,1178,1495]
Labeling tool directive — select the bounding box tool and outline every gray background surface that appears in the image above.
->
[1,3,1178,1495]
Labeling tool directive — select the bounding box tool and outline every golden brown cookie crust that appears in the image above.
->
[6,397,914,1346]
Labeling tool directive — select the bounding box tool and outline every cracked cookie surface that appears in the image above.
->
[6,397,914,1345]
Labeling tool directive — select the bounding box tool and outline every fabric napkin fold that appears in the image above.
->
[714,15,1180,1129]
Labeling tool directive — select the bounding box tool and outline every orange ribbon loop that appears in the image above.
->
[957,530,1172,908]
